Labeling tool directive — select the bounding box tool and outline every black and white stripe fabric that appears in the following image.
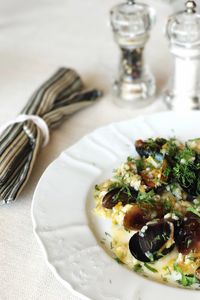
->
[0,68,102,204]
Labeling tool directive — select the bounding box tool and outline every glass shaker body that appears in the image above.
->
[164,2,200,110]
[110,2,156,108]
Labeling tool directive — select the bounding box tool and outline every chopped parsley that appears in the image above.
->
[164,138,178,157]
[95,184,100,191]
[136,190,155,207]
[154,235,161,242]
[112,185,134,204]
[114,257,124,264]
[144,263,158,273]
[173,263,182,274]
[105,231,111,238]
[173,163,196,189]
[135,158,143,172]
[100,238,106,245]
[173,210,183,218]
[177,146,195,163]
[162,197,173,212]
[127,156,134,162]
[133,264,142,273]
[163,266,171,275]
[179,275,198,287]
[163,165,171,178]
[172,146,199,192]
[146,138,158,148]
[174,263,199,286]
[187,206,200,218]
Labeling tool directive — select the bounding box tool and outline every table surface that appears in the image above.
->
[0,0,185,299]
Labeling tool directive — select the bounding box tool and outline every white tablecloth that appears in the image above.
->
[0,1,183,299]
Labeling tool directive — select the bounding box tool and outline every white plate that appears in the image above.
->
[32,111,200,300]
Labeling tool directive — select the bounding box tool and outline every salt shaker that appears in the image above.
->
[110,0,156,108]
[164,0,200,110]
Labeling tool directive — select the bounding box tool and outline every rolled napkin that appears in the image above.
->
[0,68,102,204]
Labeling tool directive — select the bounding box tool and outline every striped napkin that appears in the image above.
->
[0,68,102,204]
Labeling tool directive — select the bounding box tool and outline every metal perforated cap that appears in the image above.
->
[166,1,200,47]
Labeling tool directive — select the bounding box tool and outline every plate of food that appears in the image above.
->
[32,111,200,300]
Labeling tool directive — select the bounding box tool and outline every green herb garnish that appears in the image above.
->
[95,184,100,191]
[179,275,198,287]
[112,185,134,204]
[163,165,171,178]
[174,263,198,286]
[164,138,178,157]
[135,158,144,172]
[144,263,158,273]
[114,257,124,264]
[162,197,173,213]
[127,156,134,162]
[105,232,111,238]
[133,264,142,273]
[173,147,197,191]
[136,190,155,207]
[163,266,171,275]
[173,164,196,189]
[187,206,200,218]
[154,235,161,242]
[100,238,106,245]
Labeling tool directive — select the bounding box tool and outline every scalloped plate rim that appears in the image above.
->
[31,111,200,300]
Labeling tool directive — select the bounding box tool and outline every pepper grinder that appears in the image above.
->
[164,0,200,110]
[110,0,156,108]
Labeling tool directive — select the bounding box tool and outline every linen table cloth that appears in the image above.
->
[0,0,181,299]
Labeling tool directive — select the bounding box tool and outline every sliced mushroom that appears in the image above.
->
[135,138,166,158]
[140,172,157,188]
[129,220,175,262]
[129,232,149,262]
[195,267,200,281]
[124,205,149,230]
[174,212,200,255]
[102,187,137,209]
[140,159,169,188]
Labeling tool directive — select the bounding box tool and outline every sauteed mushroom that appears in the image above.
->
[174,212,200,255]
[124,205,149,230]
[102,187,137,209]
[195,267,200,281]
[135,138,166,158]
[129,220,175,262]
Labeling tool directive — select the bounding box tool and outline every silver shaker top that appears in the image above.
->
[166,1,200,48]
